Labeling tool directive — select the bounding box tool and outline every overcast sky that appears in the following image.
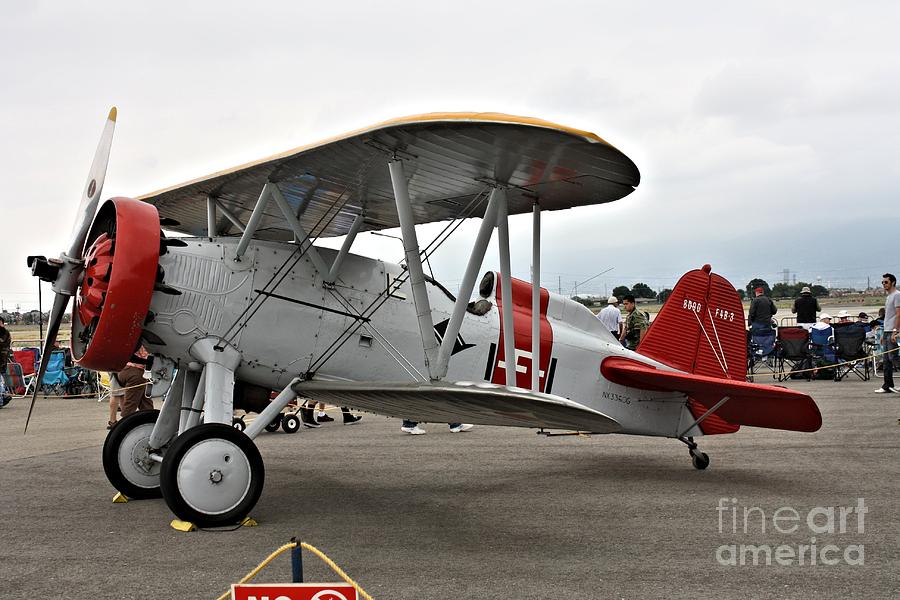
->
[2,1,898,311]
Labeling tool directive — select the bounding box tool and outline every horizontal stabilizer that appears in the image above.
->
[293,380,621,433]
[601,357,822,432]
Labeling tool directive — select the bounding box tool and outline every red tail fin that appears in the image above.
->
[636,265,746,434]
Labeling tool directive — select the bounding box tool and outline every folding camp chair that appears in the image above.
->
[2,362,27,396]
[97,371,112,402]
[65,366,100,397]
[40,350,71,396]
[12,349,37,376]
[808,325,837,379]
[747,328,777,380]
[776,326,812,381]
[832,326,872,381]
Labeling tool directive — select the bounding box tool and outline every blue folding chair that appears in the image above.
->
[809,326,835,363]
[40,350,71,396]
[748,329,777,379]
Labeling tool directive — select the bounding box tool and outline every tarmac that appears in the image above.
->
[0,377,898,599]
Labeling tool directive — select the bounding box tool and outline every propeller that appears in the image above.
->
[25,108,117,433]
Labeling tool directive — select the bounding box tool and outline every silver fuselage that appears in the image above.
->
[145,238,697,437]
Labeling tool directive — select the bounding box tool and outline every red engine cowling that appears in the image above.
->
[72,197,160,371]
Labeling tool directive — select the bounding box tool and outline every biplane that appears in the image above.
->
[27,110,822,527]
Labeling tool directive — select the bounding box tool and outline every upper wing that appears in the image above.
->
[293,379,622,433]
[138,112,640,240]
[601,357,822,432]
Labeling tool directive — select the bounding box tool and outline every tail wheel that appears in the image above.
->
[102,409,163,499]
[160,423,265,527]
[690,449,710,470]
[72,197,160,372]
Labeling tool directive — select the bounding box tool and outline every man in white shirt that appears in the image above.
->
[875,273,900,393]
[598,296,624,340]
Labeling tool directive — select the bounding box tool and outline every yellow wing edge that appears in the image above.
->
[136,112,613,201]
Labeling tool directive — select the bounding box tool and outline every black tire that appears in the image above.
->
[282,413,300,434]
[160,423,265,527]
[691,451,710,470]
[264,414,282,432]
[102,409,163,499]
[232,417,246,432]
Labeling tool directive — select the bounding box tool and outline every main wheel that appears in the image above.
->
[102,409,163,499]
[282,413,300,434]
[159,423,265,527]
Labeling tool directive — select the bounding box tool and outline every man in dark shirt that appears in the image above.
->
[792,286,821,329]
[0,317,11,374]
[748,287,777,333]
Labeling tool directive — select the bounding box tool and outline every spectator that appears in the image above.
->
[401,420,473,435]
[0,316,11,375]
[300,401,362,427]
[791,286,820,330]
[107,372,124,430]
[856,312,875,338]
[620,295,648,350]
[810,313,835,365]
[811,313,832,331]
[748,287,777,333]
[875,273,900,394]
[597,296,624,339]
[116,346,152,417]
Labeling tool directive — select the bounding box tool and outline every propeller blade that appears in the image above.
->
[68,107,117,260]
[23,293,70,433]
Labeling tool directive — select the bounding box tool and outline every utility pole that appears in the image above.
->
[38,281,43,341]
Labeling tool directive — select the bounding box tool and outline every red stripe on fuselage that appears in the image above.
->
[491,276,553,391]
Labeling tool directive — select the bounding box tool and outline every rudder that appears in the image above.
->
[636,264,746,434]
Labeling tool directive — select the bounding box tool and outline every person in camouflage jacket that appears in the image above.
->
[620,295,648,350]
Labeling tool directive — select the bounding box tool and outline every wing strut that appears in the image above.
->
[214,198,246,233]
[433,187,501,379]
[325,213,364,283]
[531,202,541,392]
[389,160,439,379]
[207,195,217,239]
[268,184,331,276]
[496,189,516,386]
[235,183,273,259]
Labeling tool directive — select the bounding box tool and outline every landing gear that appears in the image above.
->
[102,409,163,499]
[680,436,710,470]
[160,423,265,527]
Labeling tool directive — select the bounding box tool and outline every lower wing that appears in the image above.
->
[293,380,621,433]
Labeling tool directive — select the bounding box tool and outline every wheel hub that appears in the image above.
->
[118,424,161,486]
[176,439,251,515]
